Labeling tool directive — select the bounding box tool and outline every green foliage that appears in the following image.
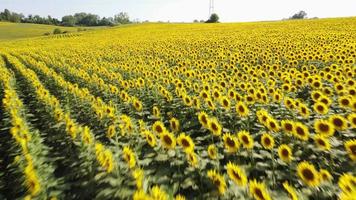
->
[53,28,62,34]
[206,13,219,23]
[290,11,307,19]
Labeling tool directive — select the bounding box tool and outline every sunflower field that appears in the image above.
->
[0,17,355,200]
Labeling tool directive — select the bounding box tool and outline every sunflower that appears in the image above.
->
[150,185,168,200]
[314,119,335,137]
[347,113,356,128]
[186,151,198,167]
[223,133,240,153]
[297,161,320,187]
[153,106,161,118]
[261,133,274,150]
[338,173,356,195]
[237,130,254,149]
[107,124,116,138]
[266,117,280,132]
[298,104,310,118]
[319,169,333,182]
[160,131,176,149]
[133,98,143,112]
[338,95,352,109]
[132,168,144,189]
[236,101,249,117]
[123,146,136,169]
[226,162,247,187]
[177,132,195,152]
[198,111,209,128]
[208,144,218,159]
[169,117,180,132]
[24,164,41,196]
[344,139,356,161]
[313,102,329,115]
[249,179,272,200]
[278,144,293,163]
[204,97,215,110]
[144,130,156,147]
[152,121,166,135]
[133,190,149,200]
[283,181,298,200]
[281,120,295,135]
[220,96,231,110]
[207,169,226,195]
[329,115,348,131]
[175,194,186,200]
[292,122,309,141]
[313,134,331,151]
[208,117,222,136]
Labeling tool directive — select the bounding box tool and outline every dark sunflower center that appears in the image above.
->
[332,118,343,127]
[211,123,218,131]
[163,135,172,145]
[285,123,293,131]
[341,99,350,105]
[317,105,324,112]
[181,139,190,148]
[264,138,271,145]
[155,125,163,133]
[238,106,245,112]
[226,137,235,147]
[350,145,356,154]
[282,149,289,157]
[318,123,329,132]
[242,135,249,144]
[201,115,208,124]
[232,170,241,180]
[296,127,305,136]
[317,139,326,146]
[302,169,315,181]
[254,188,264,200]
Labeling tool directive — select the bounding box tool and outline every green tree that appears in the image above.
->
[61,15,76,26]
[114,12,130,24]
[206,13,219,23]
[290,11,307,19]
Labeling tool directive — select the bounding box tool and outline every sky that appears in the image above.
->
[0,0,355,22]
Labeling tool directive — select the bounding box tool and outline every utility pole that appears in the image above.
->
[209,0,215,16]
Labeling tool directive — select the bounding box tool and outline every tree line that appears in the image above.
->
[0,9,131,26]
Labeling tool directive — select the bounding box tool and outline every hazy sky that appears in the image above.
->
[0,0,355,22]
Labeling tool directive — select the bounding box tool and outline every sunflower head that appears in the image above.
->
[223,133,240,153]
[226,162,247,186]
[150,185,168,200]
[237,130,254,149]
[236,101,249,117]
[297,161,321,187]
[169,117,180,132]
[249,179,272,200]
[208,144,218,159]
[344,139,356,161]
[319,169,333,182]
[278,144,293,163]
[329,115,347,131]
[177,132,195,152]
[152,121,166,135]
[338,173,356,194]
[208,117,222,136]
[293,122,309,141]
[314,134,331,151]
[207,169,226,195]
[186,151,198,167]
[198,111,209,128]
[281,120,295,134]
[261,133,274,150]
[160,131,176,149]
[282,181,298,200]
[314,119,335,137]
[144,130,156,147]
[313,102,329,115]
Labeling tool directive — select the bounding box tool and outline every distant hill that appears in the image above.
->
[0,22,102,41]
